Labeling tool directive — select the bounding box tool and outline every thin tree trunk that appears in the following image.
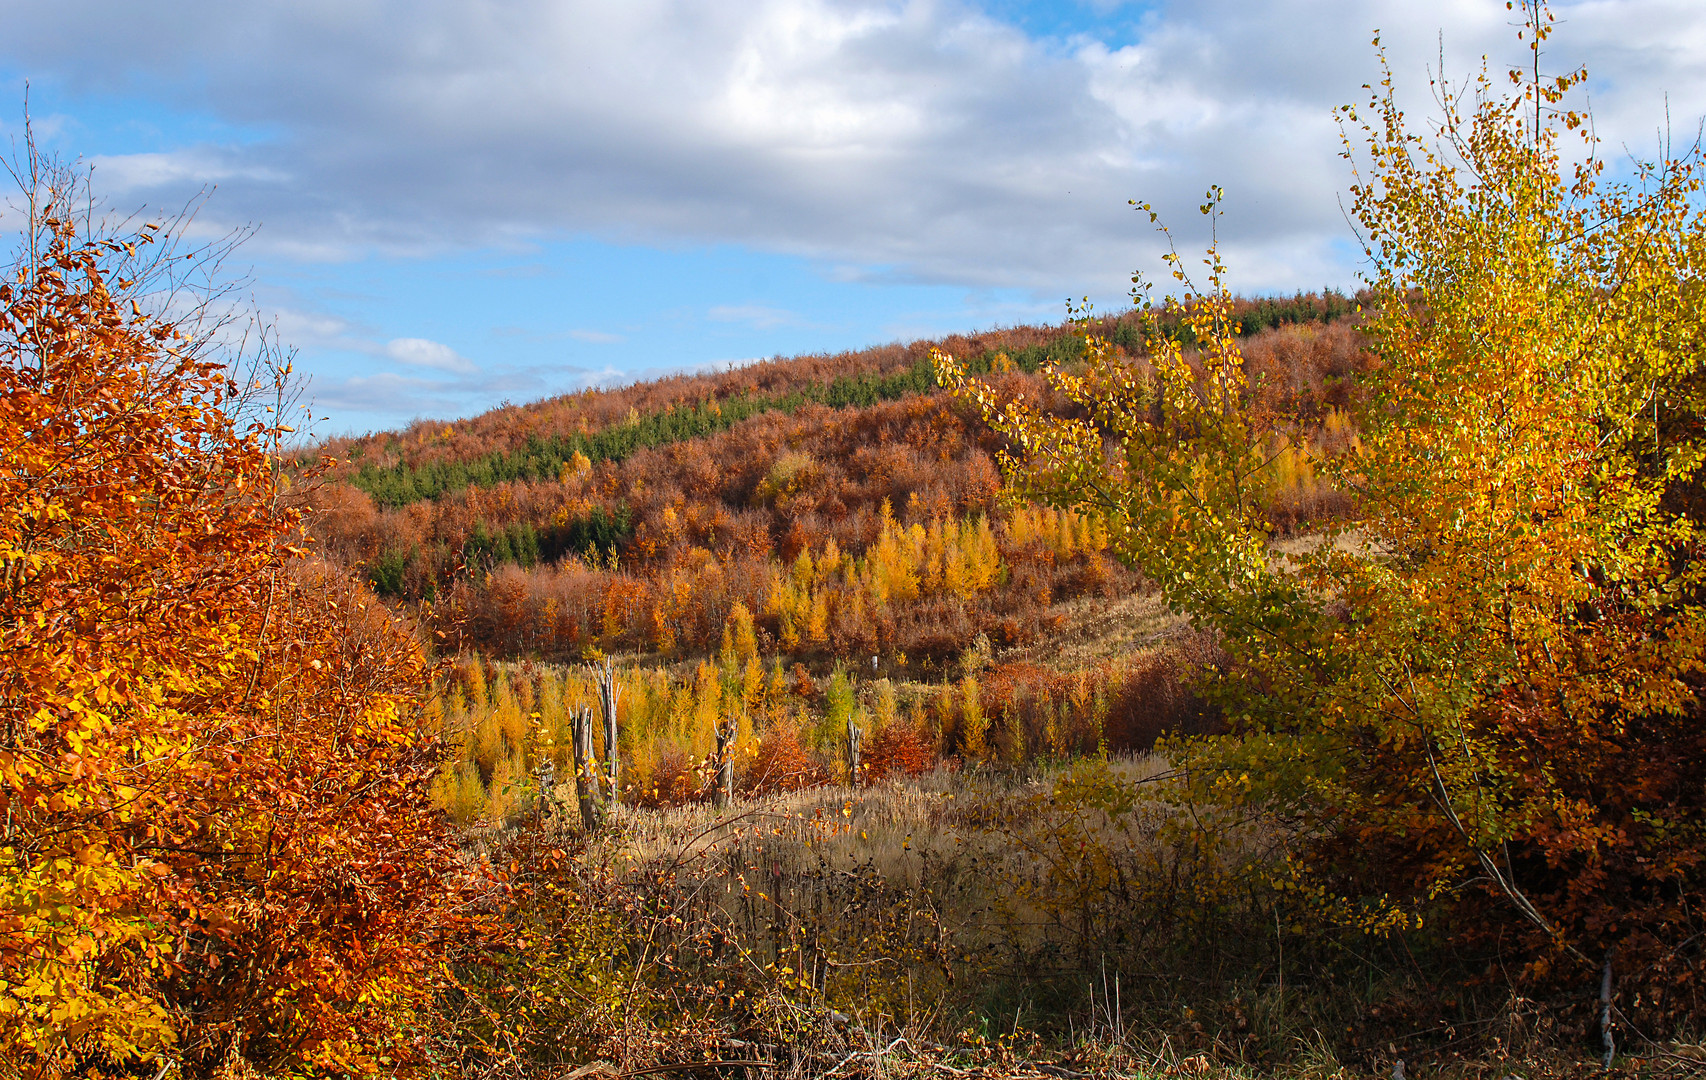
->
[1600,949,1616,1069]
[598,658,621,825]
[571,706,601,832]
[846,717,862,786]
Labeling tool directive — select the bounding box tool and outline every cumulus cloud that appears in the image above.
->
[260,307,479,374]
[382,336,478,374]
[2,0,1703,298]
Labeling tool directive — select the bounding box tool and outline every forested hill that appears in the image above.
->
[302,291,1367,668]
[313,291,1360,508]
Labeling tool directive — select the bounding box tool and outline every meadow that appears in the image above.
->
[441,752,1642,1080]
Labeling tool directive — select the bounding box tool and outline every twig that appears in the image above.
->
[622,1061,777,1078]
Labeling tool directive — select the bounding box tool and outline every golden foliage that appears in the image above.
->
[939,3,1706,998]
[0,182,470,1072]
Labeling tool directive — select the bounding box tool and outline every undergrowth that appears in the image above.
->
[435,761,1704,1079]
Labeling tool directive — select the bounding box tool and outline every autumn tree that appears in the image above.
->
[939,4,1706,1014]
[0,147,473,1074]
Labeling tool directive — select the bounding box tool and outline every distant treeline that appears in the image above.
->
[348,343,1081,510]
[351,361,940,508]
[345,290,1358,510]
[1106,288,1360,350]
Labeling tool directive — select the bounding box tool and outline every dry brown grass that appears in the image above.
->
[996,590,1187,674]
[590,755,1173,887]
[455,758,1702,1080]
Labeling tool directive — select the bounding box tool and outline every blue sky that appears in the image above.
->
[2,0,1703,435]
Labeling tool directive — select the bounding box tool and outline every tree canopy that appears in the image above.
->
[0,153,475,1075]
[938,3,1706,1003]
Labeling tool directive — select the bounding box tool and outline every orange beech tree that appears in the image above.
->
[940,5,1706,1027]
[0,161,475,1073]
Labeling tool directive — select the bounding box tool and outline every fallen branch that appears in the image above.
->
[623,1061,779,1078]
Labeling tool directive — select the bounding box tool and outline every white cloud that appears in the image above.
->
[2,0,1703,297]
[304,355,760,434]
[257,306,476,373]
[383,336,478,374]
[304,371,464,434]
[88,149,288,192]
[268,306,358,346]
[568,329,624,344]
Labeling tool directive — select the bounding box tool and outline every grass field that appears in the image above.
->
[439,754,1706,1080]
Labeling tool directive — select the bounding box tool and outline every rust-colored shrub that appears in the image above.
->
[0,175,473,1074]
[743,725,828,795]
[861,723,938,783]
[635,744,701,808]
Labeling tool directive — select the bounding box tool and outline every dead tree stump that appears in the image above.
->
[570,705,603,833]
[714,720,736,807]
[846,716,862,786]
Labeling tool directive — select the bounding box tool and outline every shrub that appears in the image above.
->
[861,722,937,783]
[941,7,1706,1024]
[0,162,471,1073]
[743,723,828,796]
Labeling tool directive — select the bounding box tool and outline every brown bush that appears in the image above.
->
[743,725,828,796]
[861,723,938,783]
[635,743,701,808]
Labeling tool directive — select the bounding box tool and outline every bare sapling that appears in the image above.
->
[597,657,621,824]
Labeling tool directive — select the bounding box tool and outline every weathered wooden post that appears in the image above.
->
[535,757,556,821]
[570,705,602,832]
[846,715,862,786]
[596,657,621,824]
[714,719,735,807]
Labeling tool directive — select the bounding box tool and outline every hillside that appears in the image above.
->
[298,294,1371,823]
[305,294,1366,667]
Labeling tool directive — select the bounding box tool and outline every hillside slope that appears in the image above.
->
[293,297,1370,818]
[303,295,1367,669]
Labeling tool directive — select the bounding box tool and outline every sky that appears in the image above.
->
[1,0,1703,436]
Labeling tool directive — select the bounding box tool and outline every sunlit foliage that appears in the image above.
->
[939,5,1706,1011]
[0,167,470,1075]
